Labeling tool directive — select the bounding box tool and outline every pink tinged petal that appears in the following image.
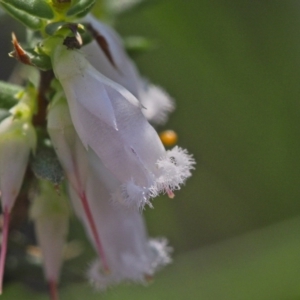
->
[49,98,110,272]
[0,117,35,291]
[68,186,110,273]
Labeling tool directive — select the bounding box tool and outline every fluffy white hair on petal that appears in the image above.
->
[120,179,153,210]
[87,258,146,291]
[87,238,172,291]
[148,238,172,272]
[140,81,175,125]
[156,146,195,193]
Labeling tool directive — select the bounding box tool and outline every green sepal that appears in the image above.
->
[0,0,54,20]
[13,48,52,71]
[0,81,22,110]
[45,21,66,36]
[79,26,93,46]
[67,0,95,17]
[31,143,64,185]
[0,2,43,30]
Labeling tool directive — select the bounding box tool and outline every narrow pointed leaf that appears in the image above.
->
[10,47,52,71]
[0,0,54,20]
[0,2,43,30]
[0,81,21,109]
[67,0,95,16]
[124,36,156,57]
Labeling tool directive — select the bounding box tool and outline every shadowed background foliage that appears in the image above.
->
[1,0,300,299]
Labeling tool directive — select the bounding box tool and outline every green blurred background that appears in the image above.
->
[2,0,300,299]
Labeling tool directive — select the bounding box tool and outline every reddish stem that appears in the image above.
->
[80,192,110,273]
[48,280,59,300]
[0,208,10,294]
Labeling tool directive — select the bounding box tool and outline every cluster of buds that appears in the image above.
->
[0,0,195,298]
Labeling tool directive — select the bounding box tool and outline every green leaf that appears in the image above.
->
[31,145,64,185]
[106,0,146,15]
[124,36,156,57]
[11,48,52,71]
[0,0,54,20]
[0,2,43,30]
[0,81,22,109]
[67,0,95,17]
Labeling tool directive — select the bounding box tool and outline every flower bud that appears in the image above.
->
[30,180,69,292]
[0,116,36,211]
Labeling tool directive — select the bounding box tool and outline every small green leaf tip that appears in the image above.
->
[66,0,95,17]
[0,0,54,19]
[0,81,22,110]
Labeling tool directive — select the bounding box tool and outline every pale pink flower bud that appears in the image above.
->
[30,180,69,296]
[0,116,36,212]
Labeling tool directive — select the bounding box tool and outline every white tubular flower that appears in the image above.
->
[48,93,110,272]
[30,180,69,298]
[84,15,174,125]
[68,158,172,290]
[52,45,195,209]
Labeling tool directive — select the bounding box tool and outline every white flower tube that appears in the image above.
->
[52,45,195,209]
[68,155,172,290]
[30,180,69,299]
[47,93,110,272]
[84,15,175,125]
